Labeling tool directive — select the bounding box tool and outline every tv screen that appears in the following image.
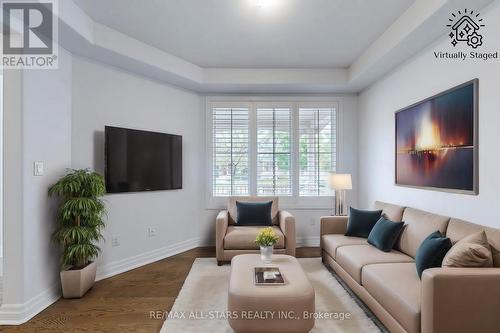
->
[105,126,182,193]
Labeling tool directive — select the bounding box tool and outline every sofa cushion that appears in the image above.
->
[446,218,500,267]
[224,226,285,250]
[367,217,405,252]
[336,245,414,283]
[442,230,493,268]
[362,263,421,333]
[321,234,367,259]
[415,231,452,279]
[374,201,406,222]
[235,201,273,226]
[345,207,382,238]
[228,197,279,225]
[397,208,450,258]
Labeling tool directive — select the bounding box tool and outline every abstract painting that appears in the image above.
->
[395,79,478,194]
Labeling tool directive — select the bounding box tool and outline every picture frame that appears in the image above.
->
[395,79,478,195]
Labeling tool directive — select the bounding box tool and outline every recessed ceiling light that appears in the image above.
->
[251,0,283,11]
[256,0,271,8]
[248,0,284,15]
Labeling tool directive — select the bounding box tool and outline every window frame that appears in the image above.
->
[255,102,294,197]
[211,105,251,197]
[205,97,342,210]
[297,103,337,197]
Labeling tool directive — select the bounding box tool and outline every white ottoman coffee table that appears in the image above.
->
[228,254,315,333]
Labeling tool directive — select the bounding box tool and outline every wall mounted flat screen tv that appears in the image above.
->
[105,126,182,193]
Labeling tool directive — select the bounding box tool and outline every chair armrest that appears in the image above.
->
[279,211,296,257]
[422,267,500,333]
[320,216,348,237]
[215,210,229,261]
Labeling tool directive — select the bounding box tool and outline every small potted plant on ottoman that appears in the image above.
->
[255,227,279,264]
[49,169,107,298]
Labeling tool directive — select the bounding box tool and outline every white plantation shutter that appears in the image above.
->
[256,108,292,196]
[209,101,338,200]
[212,107,249,196]
[299,108,336,196]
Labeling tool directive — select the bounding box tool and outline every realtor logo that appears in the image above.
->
[447,9,484,48]
[1,0,58,69]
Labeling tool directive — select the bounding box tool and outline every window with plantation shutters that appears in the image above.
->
[209,100,338,202]
[212,107,249,196]
[299,108,336,196]
[256,108,292,196]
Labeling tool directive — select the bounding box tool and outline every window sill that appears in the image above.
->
[205,196,334,211]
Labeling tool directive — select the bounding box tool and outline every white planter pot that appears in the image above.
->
[260,245,274,264]
[60,261,97,298]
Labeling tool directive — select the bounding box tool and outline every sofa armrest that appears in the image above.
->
[280,211,296,257]
[422,267,500,333]
[320,216,348,237]
[215,210,229,261]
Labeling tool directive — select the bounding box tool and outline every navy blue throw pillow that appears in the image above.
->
[235,201,273,226]
[345,207,383,238]
[415,231,452,279]
[367,217,405,252]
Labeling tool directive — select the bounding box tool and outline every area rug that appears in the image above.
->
[160,258,383,333]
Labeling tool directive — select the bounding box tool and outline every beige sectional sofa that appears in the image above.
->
[320,201,500,333]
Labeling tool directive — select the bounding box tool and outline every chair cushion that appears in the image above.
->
[235,201,273,226]
[336,245,414,283]
[362,263,421,333]
[228,196,279,225]
[397,207,450,258]
[374,201,406,222]
[224,226,285,250]
[367,217,405,252]
[345,207,382,238]
[321,234,367,259]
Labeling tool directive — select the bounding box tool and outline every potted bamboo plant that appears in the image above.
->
[48,169,107,298]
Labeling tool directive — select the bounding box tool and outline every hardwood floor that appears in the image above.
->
[1,247,320,333]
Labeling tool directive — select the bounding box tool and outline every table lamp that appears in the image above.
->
[329,173,352,216]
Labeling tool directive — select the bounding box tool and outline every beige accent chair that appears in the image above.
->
[216,196,296,265]
[320,201,500,333]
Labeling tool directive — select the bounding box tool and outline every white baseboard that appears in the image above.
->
[296,236,320,247]
[95,236,319,282]
[0,283,60,325]
[95,237,204,281]
[0,238,205,325]
[0,236,319,325]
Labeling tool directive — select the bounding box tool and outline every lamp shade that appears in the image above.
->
[329,173,352,190]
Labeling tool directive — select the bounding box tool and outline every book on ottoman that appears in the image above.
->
[254,267,285,285]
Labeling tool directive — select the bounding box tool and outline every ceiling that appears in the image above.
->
[73,0,414,68]
[59,0,496,93]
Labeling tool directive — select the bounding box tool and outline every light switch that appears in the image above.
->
[33,161,44,176]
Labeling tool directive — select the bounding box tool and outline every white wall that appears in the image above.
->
[71,57,360,261]
[71,57,205,278]
[358,2,500,226]
[2,69,25,307]
[1,47,72,323]
[21,47,73,302]
[0,72,3,271]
